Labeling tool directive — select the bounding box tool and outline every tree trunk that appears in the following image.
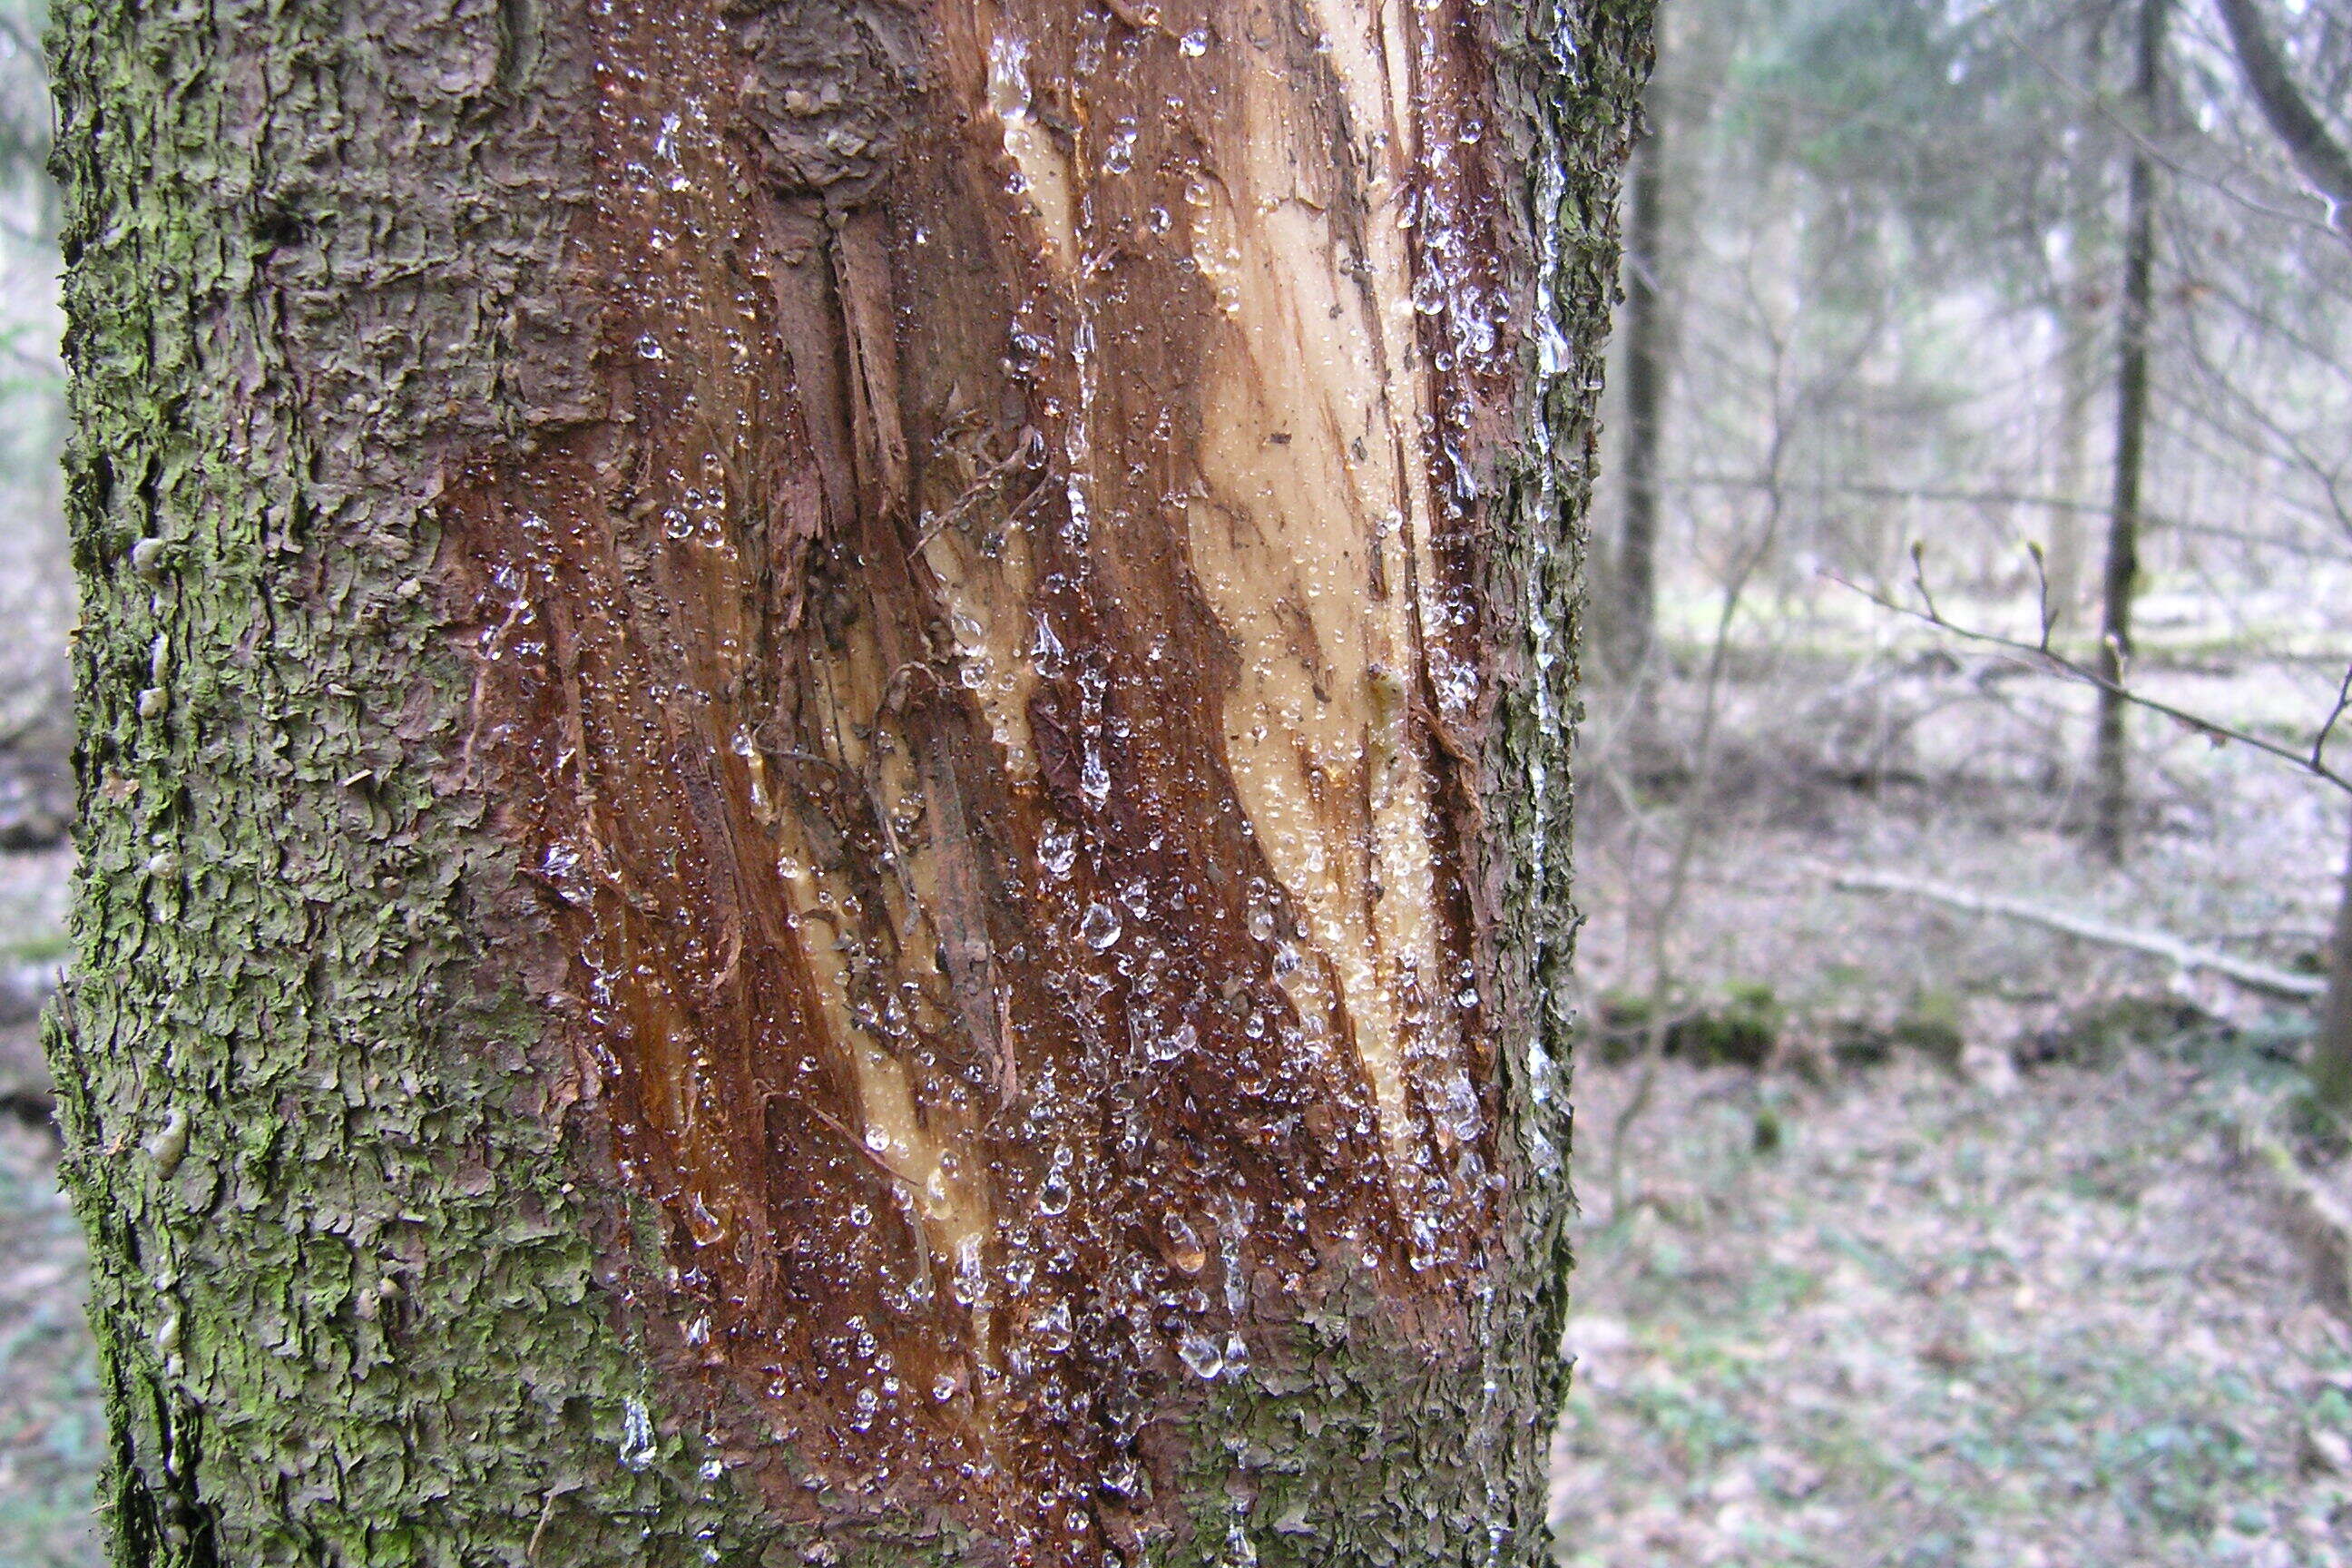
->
[46,3,1651,1565]
[2043,266,2098,630]
[2310,810,2352,1119]
[2092,0,2163,863]
[1606,100,1668,677]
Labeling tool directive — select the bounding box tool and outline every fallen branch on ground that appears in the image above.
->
[1829,867,2324,1004]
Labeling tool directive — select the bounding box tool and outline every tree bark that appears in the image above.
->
[2309,811,2352,1118]
[1606,99,1668,677]
[2092,0,2163,863]
[2043,256,2098,629]
[47,2,1651,1565]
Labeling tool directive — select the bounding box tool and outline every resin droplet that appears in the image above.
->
[1163,1210,1208,1274]
[1177,1330,1226,1380]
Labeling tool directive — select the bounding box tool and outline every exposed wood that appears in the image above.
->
[437,0,1534,1534]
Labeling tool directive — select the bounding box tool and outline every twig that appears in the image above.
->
[2315,662,2352,779]
[1829,866,2323,1003]
[1825,562,2352,795]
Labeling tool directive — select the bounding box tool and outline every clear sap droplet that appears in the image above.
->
[619,1397,657,1469]
[953,1236,989,1307]
[1164,1210,1208,1273]
[1147,1019,1196,1063]
[1038,1167,1074,1216]
[1436,1072,1481,1139]
[1032,1297,1073,1353]
[1179,28,1209,55]
[636,333,666,359]
[1220,1332,1250,1377]
[1039,823,1078,879]
[1081,902,1122,951]
[1177,1331,1225,1380]
[932,1367,963,1402]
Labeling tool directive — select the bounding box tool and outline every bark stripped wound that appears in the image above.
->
[440,0,1525,1550]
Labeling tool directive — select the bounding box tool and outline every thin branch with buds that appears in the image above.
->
[1826,544,2352,795]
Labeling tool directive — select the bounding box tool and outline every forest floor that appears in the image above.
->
[1552,629,2352,1567]
[1553,1054,2351,1568]
[2,636,2351,1566]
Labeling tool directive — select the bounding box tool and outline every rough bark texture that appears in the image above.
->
[2092,0,2162,863]
[48,2,1649,1564]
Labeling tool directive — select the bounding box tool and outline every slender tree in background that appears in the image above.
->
[2043,270,2098,623]
[2040,17,2111,633]
[2091,0,2165,862]
[44,2,1650,1564]
[1609,92,1671,675]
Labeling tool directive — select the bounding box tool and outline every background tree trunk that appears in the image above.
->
[2043,258,2098,629]
[2092,0,2164,863]
[47,2,1651,1565]
[1607,101,1669,678]
[2308,811,2352,1119]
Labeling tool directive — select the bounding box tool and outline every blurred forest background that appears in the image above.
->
[3,0,2352,1563]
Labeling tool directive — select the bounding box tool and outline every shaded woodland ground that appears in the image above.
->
[1551,622,2352,1565]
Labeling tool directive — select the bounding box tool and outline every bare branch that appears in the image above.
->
[1826,560,2352,795]
[2214,0,2352,235]
[2315,662,2352,779]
